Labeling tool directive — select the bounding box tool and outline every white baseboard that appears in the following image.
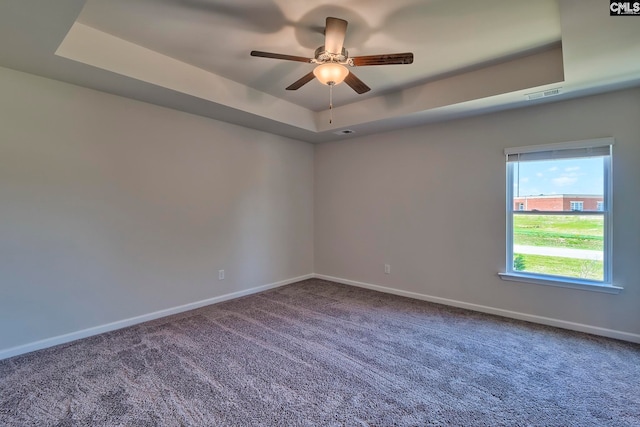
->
[0,274,313,361]
[4,272,637,361]
[313,274,640,344]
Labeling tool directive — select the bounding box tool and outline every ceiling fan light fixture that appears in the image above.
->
[313,63,349,86]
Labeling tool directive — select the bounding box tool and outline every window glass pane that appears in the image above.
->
[512,157,604,212]
[506,141,611,285]
[569,201,583,211]
[512,213,604,281]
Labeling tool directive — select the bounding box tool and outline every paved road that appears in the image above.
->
[514,245,603,261]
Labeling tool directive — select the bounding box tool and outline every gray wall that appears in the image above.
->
[315,88,640,337]
[0,67,314,350]
[2,63,639,354]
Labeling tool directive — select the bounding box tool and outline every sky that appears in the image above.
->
[514,157,604,197]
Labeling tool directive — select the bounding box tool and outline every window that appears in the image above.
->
[501,138,618,292]
[570,201,583,211]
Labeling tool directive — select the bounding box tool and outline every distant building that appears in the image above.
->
[513,194,603,212]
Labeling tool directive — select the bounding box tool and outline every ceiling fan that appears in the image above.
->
[250,17,414,95]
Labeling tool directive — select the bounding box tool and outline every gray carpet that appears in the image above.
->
[1,279,639,426]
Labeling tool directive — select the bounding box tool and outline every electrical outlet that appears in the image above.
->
[384,264,391,274]
[218,269,225,280]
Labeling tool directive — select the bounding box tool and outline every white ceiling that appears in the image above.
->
[1,0,640,142]
[77,0,561,112]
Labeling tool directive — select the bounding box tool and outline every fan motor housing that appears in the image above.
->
[314,46,350,65]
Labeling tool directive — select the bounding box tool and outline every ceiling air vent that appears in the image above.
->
[526,88,562,101]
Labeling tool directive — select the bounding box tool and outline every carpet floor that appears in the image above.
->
[1,279,639,426]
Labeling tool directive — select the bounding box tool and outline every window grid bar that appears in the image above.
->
[512,211,606,216]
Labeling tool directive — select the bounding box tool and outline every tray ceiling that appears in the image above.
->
[1,0,639,142]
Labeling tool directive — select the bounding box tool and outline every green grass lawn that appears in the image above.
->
[513,214,603,250]
[514,253,603,281]
[513,214,604,280]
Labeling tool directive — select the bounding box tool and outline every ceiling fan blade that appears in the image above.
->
[324,17,348,54]
[286,72,316,90]
[250,51,311,63]
[351,53,414,67]
[344,72,371,94]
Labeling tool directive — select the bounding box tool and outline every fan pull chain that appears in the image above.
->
[329,83,333,124]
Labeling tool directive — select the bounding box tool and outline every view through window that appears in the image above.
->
[506,140,612,284]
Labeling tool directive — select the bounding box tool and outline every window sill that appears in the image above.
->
[498,272,623,294]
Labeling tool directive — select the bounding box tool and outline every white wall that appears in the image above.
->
[315,88,640,339]
[0,66,314,352]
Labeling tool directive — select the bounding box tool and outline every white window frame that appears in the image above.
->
[518,203,525,211]
[499,138,622,294]
[597,201,604,211]
[570,201,584,211]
